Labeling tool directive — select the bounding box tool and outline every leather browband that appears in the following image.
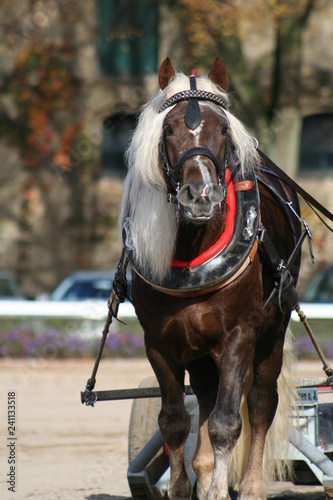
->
[159,90,229,114]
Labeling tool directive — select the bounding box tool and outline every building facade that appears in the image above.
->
[0,0,332,295]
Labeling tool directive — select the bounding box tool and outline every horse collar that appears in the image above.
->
[126,165,260,297]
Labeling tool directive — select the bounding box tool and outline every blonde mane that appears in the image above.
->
[119,72,260,281]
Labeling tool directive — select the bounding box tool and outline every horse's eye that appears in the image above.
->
[164,124,173,137]
[221,126,228,135]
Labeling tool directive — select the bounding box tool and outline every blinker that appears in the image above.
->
[185,70,202,130]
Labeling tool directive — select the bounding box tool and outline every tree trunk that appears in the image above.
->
[165,0,316,175]
[267,0,316,176]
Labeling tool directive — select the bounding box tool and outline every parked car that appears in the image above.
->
[49,270,131,302]
[301,263,333,303]
[0,270,135,321]
[290,264,333,340]
[0,271,23,299]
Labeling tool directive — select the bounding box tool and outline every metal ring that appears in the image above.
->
[84,390,98,406]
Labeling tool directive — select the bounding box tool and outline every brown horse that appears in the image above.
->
[120,58,301,499]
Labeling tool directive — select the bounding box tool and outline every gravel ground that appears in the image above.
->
[0,358,329,499]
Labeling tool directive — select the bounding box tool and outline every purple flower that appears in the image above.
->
[325,340,333,359]
[0,327,145,358]
[296,336,320,359]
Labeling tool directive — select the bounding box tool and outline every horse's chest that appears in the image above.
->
[158,303,228,361]
[132,273,260,363]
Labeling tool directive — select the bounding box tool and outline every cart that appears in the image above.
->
[81,369,333,499]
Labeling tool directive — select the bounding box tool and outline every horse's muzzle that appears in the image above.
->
[177,182,224,221]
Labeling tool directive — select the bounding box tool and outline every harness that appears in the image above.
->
[81,72,333,404]
[130,164,260,296]
[121,71,333,302]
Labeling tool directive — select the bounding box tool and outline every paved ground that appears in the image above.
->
[0,358,329,499]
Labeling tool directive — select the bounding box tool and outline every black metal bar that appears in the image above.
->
[81,385,194,405]
[81,378,333,405]
[127,428,166,498]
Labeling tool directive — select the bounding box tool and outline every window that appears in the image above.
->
[59,280,113,301]
[0,277,19,298]
[98,0,159,77]
[101,114,136,175]
[299,114,333,171]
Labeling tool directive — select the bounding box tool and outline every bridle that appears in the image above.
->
[160,142,227,191]
[158,71,235,198]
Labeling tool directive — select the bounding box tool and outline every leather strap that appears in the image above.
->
[248,238,258,262]
[172,146,224,186]
[233,180,254,192]
[258,149,333,227]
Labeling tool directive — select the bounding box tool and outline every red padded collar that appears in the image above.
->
[172,168,235,269]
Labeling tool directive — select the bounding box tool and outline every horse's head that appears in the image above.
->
[159,58,233,223]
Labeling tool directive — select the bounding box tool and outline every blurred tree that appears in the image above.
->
[0,39,97,293]
[159,0,317,175]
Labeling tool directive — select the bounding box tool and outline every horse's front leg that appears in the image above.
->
[239,328,286,500]
[207,325,255,500]
[187,355,219,499]
[146,340,192,499]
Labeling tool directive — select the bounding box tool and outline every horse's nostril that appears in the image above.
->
[210,184,224,204]
[177,183,224,210]
[187,186,195,201]
[178,184,201,205]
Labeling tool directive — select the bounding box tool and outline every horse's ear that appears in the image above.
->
[208,58,229,91]
[159,57,176,90]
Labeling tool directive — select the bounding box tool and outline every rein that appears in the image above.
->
[258,149,333,231]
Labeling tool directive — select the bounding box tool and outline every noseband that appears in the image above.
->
[160,142,226,190]
[158,71,233,194]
